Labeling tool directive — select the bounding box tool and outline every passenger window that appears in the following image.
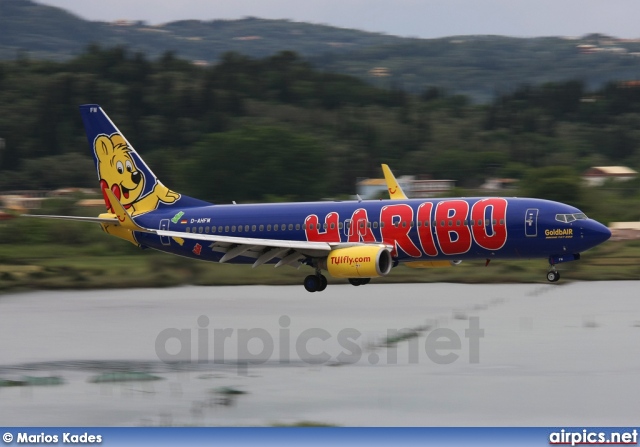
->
[296,224,300,230]
[409,221,414,227]
[274,225,278,231]
[417,221,421,227]
[440,221,445,227]
[205,226,210,234]
[380,222,385,228]
[259,225,264,231]
[373,222,378,229]
[198,227,203,233]
[288,224,293,230]
[231,226,236,232]
[499,219,504,225]
[330,223,335,230]
[267,225,271,231]
[448,221,453,227]
[238,225,242,232]
[492,219,497,225]
[308,224,313,230]
[456,220,461,226]
[323,223,327,230]
[338,222,343,229]
[211,226,216,233]
[218,226,222,232]
[245,225,249,232]
[186,227,190,233]
[252,225,256,231]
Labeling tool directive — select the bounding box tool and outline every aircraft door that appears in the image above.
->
[159,219,171,245]
[524,209,538,237]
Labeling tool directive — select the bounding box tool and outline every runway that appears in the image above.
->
[1,282,639,426]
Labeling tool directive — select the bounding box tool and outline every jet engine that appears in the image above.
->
[320,245,392,278]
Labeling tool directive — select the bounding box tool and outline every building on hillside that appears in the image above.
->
[582,166,638,187]
[0,188,99,212]
[0,209,14,221]
[480,178,519,191]
[609,222,640,241]
[356,175,454,199]
[0,191,48,211]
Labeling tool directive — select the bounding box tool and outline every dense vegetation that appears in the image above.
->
[2,46,640,228]
[5,1,640,99]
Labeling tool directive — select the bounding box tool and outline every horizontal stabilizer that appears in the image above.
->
[22,214,119,224]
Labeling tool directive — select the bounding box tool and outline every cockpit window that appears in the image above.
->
[555,213,588,223]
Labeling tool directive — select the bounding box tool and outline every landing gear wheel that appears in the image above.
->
[546,271,560,283]
[304,275,319,292]
[304,274,327,292]
[348,278,371,286]
[318,275,328,292]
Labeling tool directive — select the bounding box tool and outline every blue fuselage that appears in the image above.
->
[133,197,611,265]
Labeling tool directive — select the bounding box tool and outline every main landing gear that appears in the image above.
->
[304,273,327,293]
[348,278,371,286]
[302,274,372,292]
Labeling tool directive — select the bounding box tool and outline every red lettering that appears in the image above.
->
[380,204,421,257]
[347,208,377,243]
[305,212,341,243]
[434,200,471,256]
[416,202,438,256]
[470,198,508,251]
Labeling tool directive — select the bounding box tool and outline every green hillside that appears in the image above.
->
[4,1,640,99]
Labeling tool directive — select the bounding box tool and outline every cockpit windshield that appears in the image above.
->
[555,213,588,223]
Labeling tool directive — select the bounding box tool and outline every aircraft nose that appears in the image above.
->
[589,220,611,245]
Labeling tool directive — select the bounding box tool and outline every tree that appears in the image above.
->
[181,126,328,202]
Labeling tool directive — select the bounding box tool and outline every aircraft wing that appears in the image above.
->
[24,189,387,269]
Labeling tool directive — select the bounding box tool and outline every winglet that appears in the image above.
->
[104,188,154,233]
[381,164,408,200]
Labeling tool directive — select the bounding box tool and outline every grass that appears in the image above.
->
[0,240,639,293]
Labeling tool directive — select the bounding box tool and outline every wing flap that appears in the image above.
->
[156,229,332,252]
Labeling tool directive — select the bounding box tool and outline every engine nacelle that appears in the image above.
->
[321,245,392,278]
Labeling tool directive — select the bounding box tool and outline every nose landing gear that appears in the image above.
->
[546,268,560,283]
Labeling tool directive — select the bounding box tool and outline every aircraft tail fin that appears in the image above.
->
[79,104,209,216]
[381,164,408,200]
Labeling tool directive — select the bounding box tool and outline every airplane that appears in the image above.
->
[24,104,612,292]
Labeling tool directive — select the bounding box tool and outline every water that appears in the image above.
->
[1,282,639,426]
